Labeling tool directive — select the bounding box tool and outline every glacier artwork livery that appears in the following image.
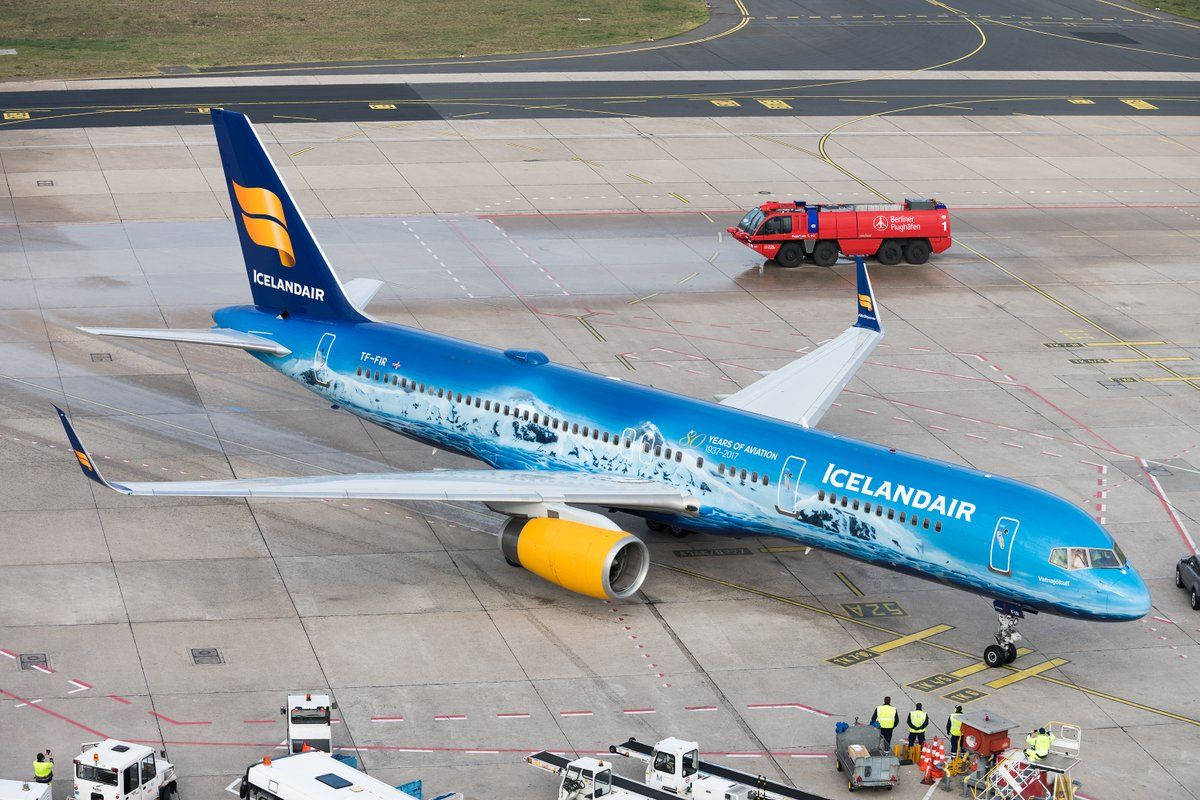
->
[54,110,1150,668]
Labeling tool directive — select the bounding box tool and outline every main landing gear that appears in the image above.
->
[645,519,689,538]
[984,600,1028,667]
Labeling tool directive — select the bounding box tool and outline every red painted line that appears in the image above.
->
[370,716,405,722]
[1152,615,1176,625]
[746,702,832,717]
[31,663,55,674]
[244,719,277,724]
[0,648,16,659]
[559,710,593,717]
[68,679,92,689]
[685,705,718,712]
[0,689,109,738]
[109,695,133,705]
[150,711,212,726]
[622,708,655,715]
[497,712,531,719]
[434,714,467,721]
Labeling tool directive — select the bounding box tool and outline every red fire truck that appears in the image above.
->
[727,198,951,267]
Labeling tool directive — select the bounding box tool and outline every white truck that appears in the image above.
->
[526,753,649,800]
[1,780,53,800]
[236,751,457,800]
[73,741,176,800]
[281,693,336,754]
[609,737,825,800]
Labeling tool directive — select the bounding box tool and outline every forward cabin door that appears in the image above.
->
[775,455,807,516]
[989,516,1020,574]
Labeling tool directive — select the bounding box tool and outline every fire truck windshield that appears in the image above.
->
[737,208,764,233]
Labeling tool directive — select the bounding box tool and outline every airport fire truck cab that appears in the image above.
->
[73,741,176,800]
[728,198,951,267]
[282,693,336,754]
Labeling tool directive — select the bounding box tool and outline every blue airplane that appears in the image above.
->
[55,109,1150,668]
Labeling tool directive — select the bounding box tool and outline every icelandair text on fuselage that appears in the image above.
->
[821,462,975,521]
[253,270,325,301]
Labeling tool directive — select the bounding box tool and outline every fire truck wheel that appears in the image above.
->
[904,239,931,265]
[877,240,903,266]
[811,241,838,267]
[775,243,803,268]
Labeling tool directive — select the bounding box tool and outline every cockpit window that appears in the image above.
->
[1049,546,1126,571]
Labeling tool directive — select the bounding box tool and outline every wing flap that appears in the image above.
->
[78,326,291,356]
[720,257,883,427]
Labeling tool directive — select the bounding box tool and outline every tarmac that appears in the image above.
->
[1,106,1199,800]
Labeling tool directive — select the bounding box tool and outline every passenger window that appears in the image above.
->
[911,515,919,527]
[602,432,609,443]
[573,424,580,434]
[887,508,894,520]
[934,521,942,532]
[392,375,398,385]
[675,451,682,462]
[852,499,860,511]
[828,493,836,504]
[718,464,726,475]
[655,446,662,457]
[356,366,362,376]
[818,490,825,501]
[592,429,599,439]
[523,410,530,420]
[418,383,426,392]
[140,755,156,784]
[697,457,704,468]
[373,371,380,381]
[664,447,672,459]
[751,471,758,482]
[898,512,906,522]
[863,502,871,513]
[437,388,444,398]
[876,506,883,517]
[922,518,930,530]
[739,469,747,481]
[763,474,769,486]
[840,496,848,507]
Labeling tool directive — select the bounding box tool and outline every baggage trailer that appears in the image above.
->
[833,723,899,792]
[609,737,828,800]
[1,780,52,800]
[728,199,951,267]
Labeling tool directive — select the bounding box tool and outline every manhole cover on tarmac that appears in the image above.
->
[19,653,49,671]
[190,647,223,665]
[1072,31,1139,44]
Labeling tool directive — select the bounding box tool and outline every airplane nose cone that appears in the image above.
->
[1108,567,1152,620]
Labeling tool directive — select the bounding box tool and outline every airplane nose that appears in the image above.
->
[1108,567,1151,620]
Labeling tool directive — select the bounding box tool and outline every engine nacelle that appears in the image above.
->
[499,517,650,600]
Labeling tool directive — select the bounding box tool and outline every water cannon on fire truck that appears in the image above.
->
[728,198,951,268]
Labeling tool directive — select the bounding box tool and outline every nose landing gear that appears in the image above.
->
[984,601,1028,667]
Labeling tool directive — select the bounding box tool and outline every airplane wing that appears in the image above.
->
[77,326,291,356]
[719,257,883,428]
[54,406,696,514]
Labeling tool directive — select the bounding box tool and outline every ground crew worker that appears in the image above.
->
[1024,727,1052,761]
[33,752,53,783]
[870,696,899,747]
[946,705,964,754]
[907,702,929,747]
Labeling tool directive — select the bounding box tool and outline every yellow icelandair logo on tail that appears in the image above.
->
[74,449,92,471]
[858,293,873,312]
[232,181,295,267]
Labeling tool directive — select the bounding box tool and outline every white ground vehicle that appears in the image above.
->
[527,754,649,800]
[281,693,336,754]
[238,752,424,800]
[610,737,821,800]
[1,780,53,800]
[73,741,176,800]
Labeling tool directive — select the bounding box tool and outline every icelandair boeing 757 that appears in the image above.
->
[55,110,1149,667]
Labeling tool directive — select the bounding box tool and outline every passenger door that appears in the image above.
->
[989,516,1020,574]
[139,756,156,797]
[313,332,336,387]
[775,456,807,516]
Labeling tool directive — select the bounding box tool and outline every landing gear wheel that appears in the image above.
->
[836,759,843,772]
[903,239,931,265]
[811,240,838,267]
[669,525,688,538]
[1191,588,1199,610]
[646,520,667,532]
[1177,567,1185,588]
[984,645,1005,668]
[776,243,803,268]
[1004,644,1018,664]
[876,240,903,266]
[504,555,521,568]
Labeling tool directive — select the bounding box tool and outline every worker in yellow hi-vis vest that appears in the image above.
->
[946,705,965,754]
[870,696,899,747]
[906,703,929,747]
[33,751,54,783]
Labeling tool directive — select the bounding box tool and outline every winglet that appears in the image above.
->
[853,256,882,333]
[54,405,128,493]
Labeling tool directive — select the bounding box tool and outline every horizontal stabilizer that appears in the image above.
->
[78,326,291,356]
[343,278,384,311]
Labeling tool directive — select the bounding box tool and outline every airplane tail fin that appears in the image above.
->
[211,108,365,322]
